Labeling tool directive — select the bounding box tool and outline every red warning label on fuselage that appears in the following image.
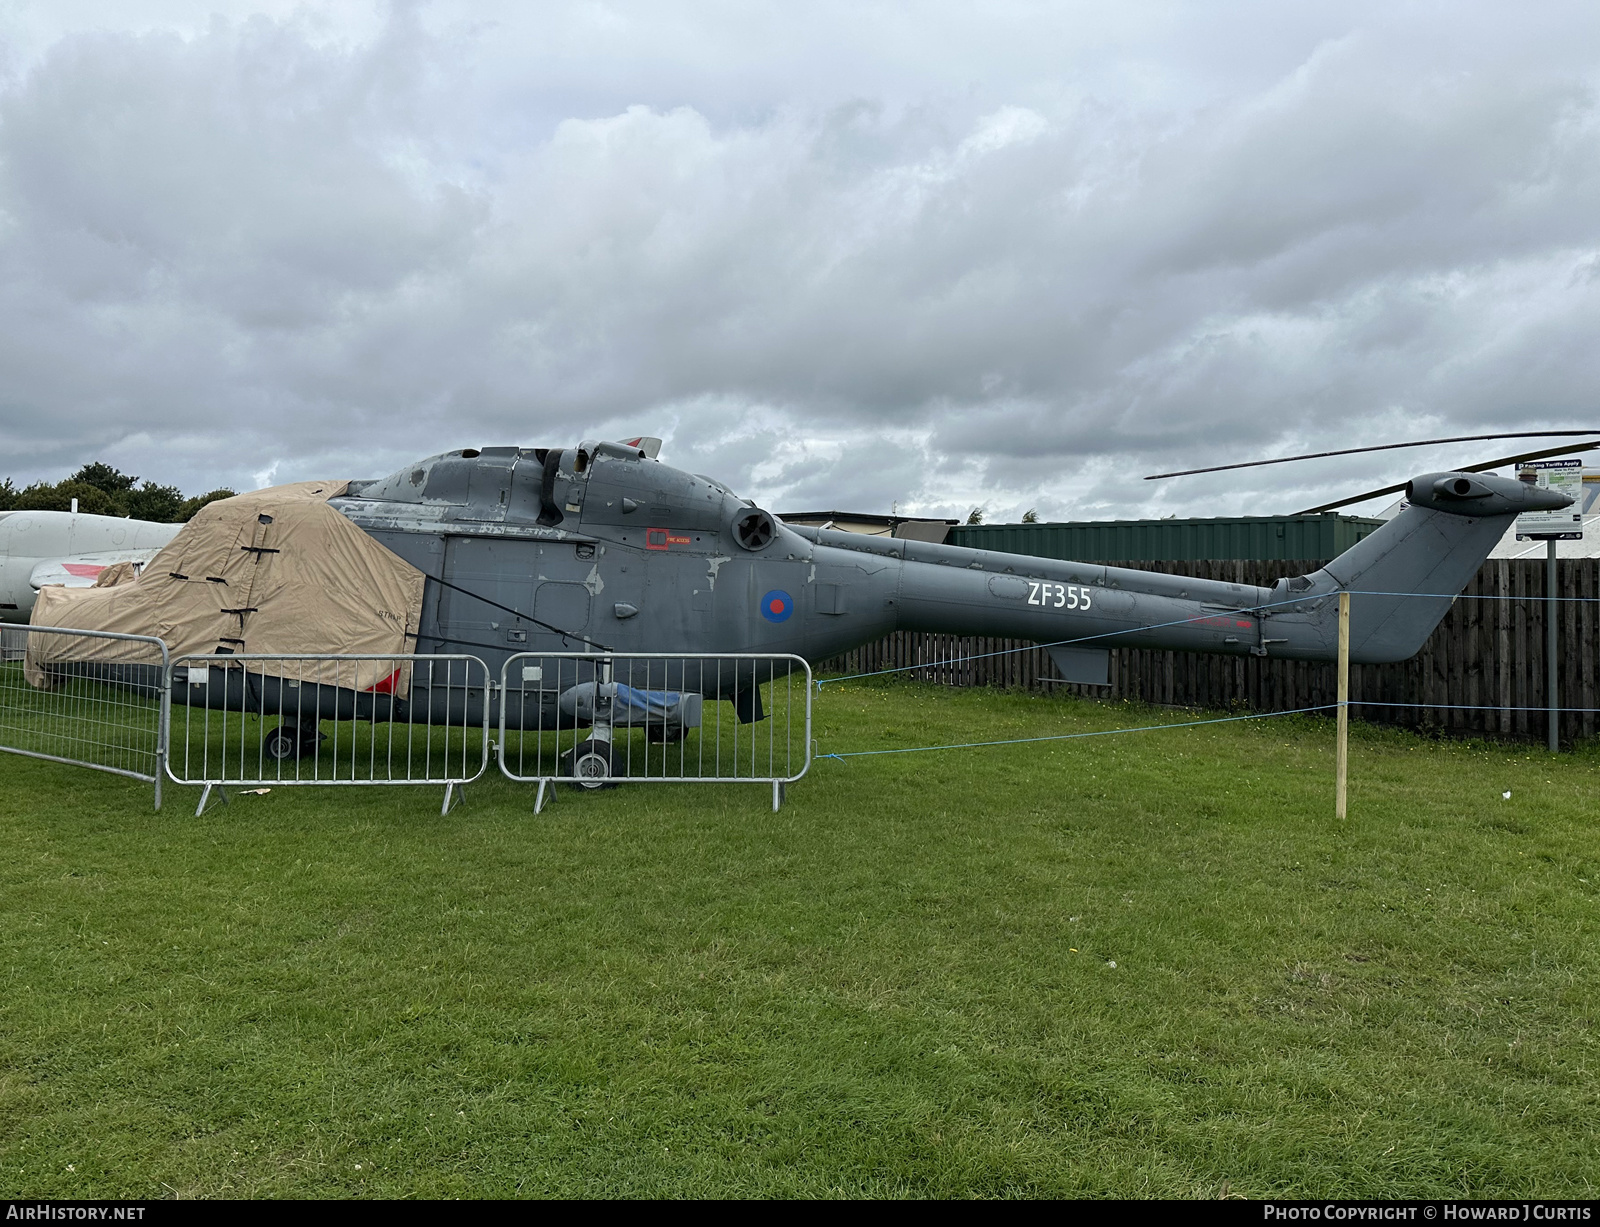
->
[646,527,693,551]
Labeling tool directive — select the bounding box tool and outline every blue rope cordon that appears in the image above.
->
[818,588,1383,688]
[1345,588,1600,603]
[1344,699,1600,714]
[817,602,1295,687]
[815,696,1593,763]
[817,583,1594,689]
[817,703,1336,760]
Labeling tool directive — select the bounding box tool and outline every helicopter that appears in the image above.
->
[339,436,1566,660]
[26,435,1573,775]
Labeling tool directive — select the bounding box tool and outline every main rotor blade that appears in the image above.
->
[1145,430,1600,481]
[1294,440,1600,514]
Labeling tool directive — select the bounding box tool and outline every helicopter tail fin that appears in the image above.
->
[1278,471,1571,663]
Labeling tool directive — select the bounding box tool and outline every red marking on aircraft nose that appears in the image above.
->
[62,563,107,578]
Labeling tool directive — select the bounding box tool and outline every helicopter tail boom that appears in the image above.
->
[797,469,1567,668]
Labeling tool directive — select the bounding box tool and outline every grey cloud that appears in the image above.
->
[1,3,1599,522]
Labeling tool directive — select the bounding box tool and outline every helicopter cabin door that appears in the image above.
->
[436,537,538,654]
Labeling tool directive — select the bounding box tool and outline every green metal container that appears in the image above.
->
[948,513,1383,563]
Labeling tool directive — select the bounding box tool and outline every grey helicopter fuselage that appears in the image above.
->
[221,437,1568,733]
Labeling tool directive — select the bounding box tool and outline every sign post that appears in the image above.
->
[1336,590,1349,820]
[1515,459,1583,752]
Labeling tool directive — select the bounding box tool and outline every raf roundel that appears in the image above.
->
[760,589,794,623]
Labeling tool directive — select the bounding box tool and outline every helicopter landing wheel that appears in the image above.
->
[264,723,320,761]
[570,738,617,789]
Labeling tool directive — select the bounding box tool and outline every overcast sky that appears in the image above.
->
[2,1,1599,521]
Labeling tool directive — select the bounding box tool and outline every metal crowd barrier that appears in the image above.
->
[0,625,171,809]
[165,653,491,815]
[2,641,813,816]
[497,652,813,812]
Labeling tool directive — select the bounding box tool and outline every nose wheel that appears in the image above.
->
[569,738,616,789]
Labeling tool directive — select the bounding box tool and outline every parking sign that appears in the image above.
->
[1514,458,1584,540]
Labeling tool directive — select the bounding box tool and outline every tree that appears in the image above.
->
[70,462,139,499]
[0,465,233,521]
[13,480,116,516]
[1021,508,1039,523]
[965,505,985,525]
[177,489,238,522]
[124,481,184,523]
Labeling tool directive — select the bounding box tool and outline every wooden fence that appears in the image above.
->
[817,558,1600,744]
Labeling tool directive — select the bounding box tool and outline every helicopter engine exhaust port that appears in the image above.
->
[733,508,776,550]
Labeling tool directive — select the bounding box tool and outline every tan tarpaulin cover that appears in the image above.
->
[28,481,425,694]
[92,560,140,588]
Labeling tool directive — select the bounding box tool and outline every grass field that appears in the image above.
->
[1,677,1597,1198]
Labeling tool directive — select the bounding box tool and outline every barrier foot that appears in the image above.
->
[196,783,229,817]
[772,780,785,812]
[534,777,557,815]
[442,782,466,815]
